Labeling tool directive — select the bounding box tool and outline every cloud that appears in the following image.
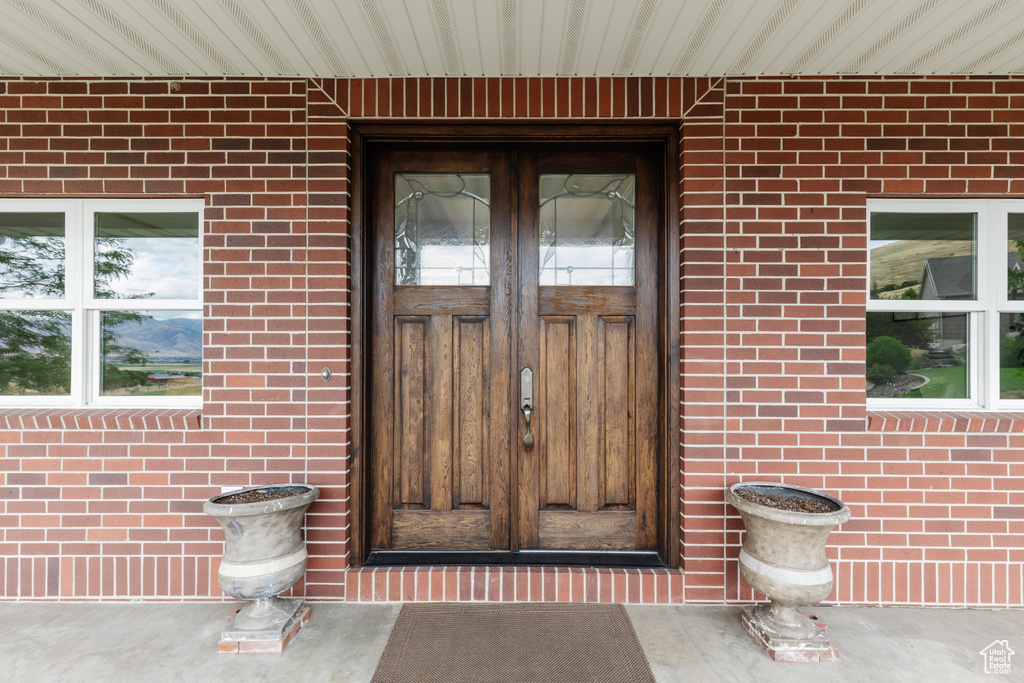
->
[103,237,199,299]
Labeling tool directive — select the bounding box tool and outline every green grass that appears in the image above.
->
[1000,367,1024,398]
[881,366,1024,399]
[901,366,968,399]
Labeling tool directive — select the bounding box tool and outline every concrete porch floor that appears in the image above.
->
[1,602,1020,682]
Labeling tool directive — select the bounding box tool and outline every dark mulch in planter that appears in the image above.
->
[734,489,836,514]
[214,489,301,505]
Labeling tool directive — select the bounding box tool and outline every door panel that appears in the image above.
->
[392,510,490,549]
[453,315,490,508]
[371,145,659,560]
[395,315,428,508]
[538,510,636,550]
[538,315,576,509]
[600,315,634,510]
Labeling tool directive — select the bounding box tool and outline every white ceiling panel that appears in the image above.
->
[752,2,841,75]
[150,0,245,74]
[600,0,648,75]
[851,1,959,75]
[473,0,503,77]
[978,25,1024,75]
[533,0,563,76]
[517,0,543,76]
[451,0,484,77]
[1,0,1024,78]
[3,0,127,74]
[397,0,444,76]
[313,1,370,76]
[689,1,768,76]
[664,0,726,76]
[907,2,1024,74]
[242,0,320,76]
[636,1,691,76]
[782,0,879,75]
[573,0,616,77]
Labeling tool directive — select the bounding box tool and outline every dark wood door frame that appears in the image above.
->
[348,123,680,568]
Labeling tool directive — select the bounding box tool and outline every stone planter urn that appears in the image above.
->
[204,483,319,653]
[725,481,850,663]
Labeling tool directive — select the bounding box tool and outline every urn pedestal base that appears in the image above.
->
[217,597,310,654]
[741,604,839,663]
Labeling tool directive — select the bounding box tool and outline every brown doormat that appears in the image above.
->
[371,603,656,683]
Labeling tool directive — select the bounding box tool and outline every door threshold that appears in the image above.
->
[362,550,665,568]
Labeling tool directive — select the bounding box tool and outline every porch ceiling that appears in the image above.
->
[1,1,1023,79]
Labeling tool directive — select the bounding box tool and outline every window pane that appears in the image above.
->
[866,311,968,399]
[999,313,1024,399]
[0,310,71,396]
[94,212,200,299]
[1008,214,1024,300]
[870,212,975,301]
[0,212,65,299]
[540,174,635,286]
[394,174,490,286]
[100,310,202,397]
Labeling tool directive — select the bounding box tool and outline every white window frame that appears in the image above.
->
[0,198,204,408]
[868,197,1024,411]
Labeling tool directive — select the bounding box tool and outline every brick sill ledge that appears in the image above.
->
[0,408,202,431]
[867,410,1024,433]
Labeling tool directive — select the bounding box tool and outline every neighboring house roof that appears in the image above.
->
[921,253,1023,300]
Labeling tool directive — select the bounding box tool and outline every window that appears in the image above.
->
[867,199,1024,409]
[0,199,203,407]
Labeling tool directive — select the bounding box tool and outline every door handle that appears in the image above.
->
[520,367,534,451]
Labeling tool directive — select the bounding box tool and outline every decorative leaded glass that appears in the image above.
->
[539,174,635,286]
[394,174,490,286]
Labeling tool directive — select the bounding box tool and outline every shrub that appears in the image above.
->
[1000,336,1024,368]
[866,336,911,376]
[867,363,897,384]
[866,312,936,349]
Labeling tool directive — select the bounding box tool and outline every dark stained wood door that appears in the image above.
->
[369,145,660,559]
[369,150,515,551]
[516,151,659,553]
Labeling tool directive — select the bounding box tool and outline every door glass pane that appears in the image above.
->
[94,212,200,299]
[0,212,65,299]
[540,174,635,286]
[394,174,490,286]
[866,311,968,399]
[869,212,975,301]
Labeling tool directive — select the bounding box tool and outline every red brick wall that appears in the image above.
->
[1,75,1022,607]
[0,77,352,599]
[684,77,1024,608]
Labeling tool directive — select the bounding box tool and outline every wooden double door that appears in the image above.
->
[368,142,664,564]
